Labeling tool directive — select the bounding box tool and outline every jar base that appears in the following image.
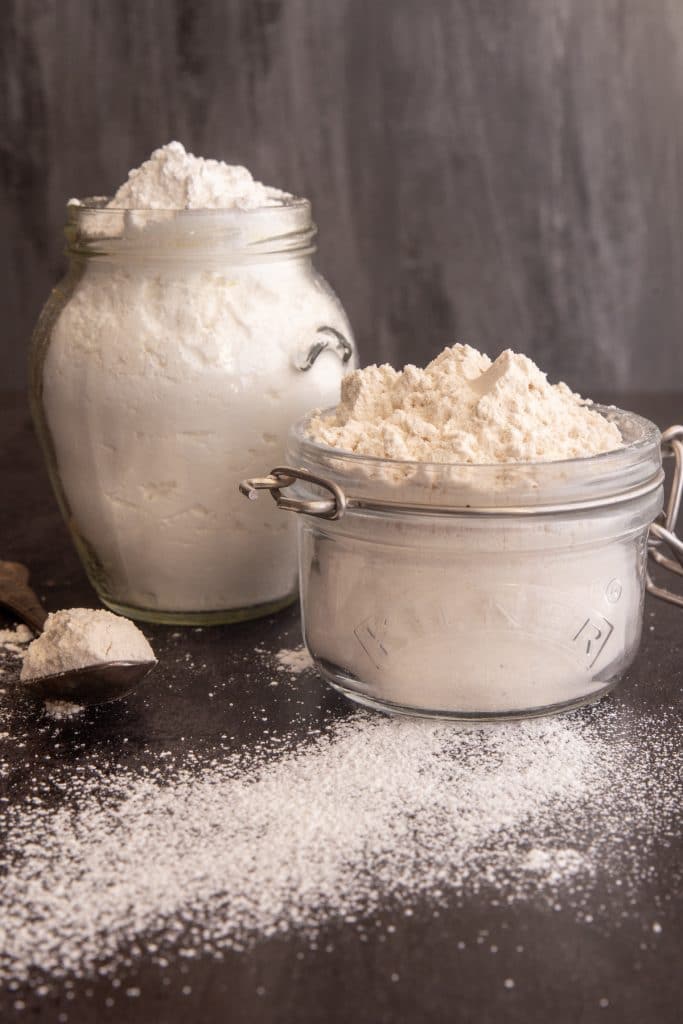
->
[318,664,621,722]
[99,592,298,627]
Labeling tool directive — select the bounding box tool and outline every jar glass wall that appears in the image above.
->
[30,201,356,624]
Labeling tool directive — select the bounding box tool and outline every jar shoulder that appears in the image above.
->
[33,258,356,381]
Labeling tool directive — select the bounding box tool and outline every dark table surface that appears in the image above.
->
[0,391,681,1024]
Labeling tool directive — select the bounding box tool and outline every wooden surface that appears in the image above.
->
[3,0,683,390]
[0,390,681,1023]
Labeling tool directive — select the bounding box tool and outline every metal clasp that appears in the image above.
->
[647,425,683,607]
[239,467,346,520]
[295,327,353,372]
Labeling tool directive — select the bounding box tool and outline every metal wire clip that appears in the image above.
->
[647,425,683,607]
[295,327,353,372]
[239,467,346,521]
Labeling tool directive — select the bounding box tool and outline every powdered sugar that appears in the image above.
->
[309,344,623,462]
[103,141,293,211]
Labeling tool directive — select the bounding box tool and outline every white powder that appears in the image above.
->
[43,700,85,721]
[521,847,590,886]
[20,609,154,682]
[42,144,354,615]
[300,459,659,715]
[302,510,650,714]
[105,141,292,211]
[0,624,33,658]
[275,646,314,674]
[0,706,678,987]
[309,344,622,462]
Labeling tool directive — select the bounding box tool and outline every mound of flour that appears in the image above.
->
[20,609,154,682]
[309,344,622,462]
[103,141,292,211]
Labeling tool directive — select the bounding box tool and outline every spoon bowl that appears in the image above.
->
[1,559,157,705]
[21,659,159,705]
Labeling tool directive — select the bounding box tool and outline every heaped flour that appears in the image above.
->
[309,344,622,462]
[103,141,292,211]
[20,609,154,682]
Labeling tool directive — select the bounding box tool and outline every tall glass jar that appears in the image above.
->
[30,199,356,624]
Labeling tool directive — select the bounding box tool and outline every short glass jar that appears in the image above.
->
[242,407,664,719]
[30,200,356,624]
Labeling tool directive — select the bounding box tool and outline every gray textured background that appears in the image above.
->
[2,0,683,391]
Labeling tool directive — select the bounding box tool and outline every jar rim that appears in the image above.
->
[287,405,663,511]
[67,195,310,215]
[64,197,316,259]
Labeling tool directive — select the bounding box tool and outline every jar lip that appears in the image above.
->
[67,195,310,215]
[287,405,663,510]
[64,197,316,258]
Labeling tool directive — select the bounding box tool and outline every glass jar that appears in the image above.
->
[30,200,356,624]
[241,406,664,719]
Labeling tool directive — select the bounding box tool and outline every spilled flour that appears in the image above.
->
[275,646,314,675]
[0,624,33,659]
[0,704,679,987]
[43,700,84,721]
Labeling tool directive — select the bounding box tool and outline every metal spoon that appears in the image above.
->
[0,560,157,705]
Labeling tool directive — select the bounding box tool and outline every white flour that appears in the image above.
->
[20,609,154,682]
[105,141,292,210]
[0,624,33,657]
[42,144,354,615]
[309,344,622,462]
[0,705,678,987]
[302,508,650,714]
[0,627,33,727]
[275,647,314,674]
[43,700,85,721]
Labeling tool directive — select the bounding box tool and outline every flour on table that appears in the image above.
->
[0,624,33,658]
[43,700,85,721]
[0,705,678,988]
[522,848,590,886]
[275,647,314,674]
[308,344,623,462]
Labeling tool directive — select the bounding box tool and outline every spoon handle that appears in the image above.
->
[0,561,48,634]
